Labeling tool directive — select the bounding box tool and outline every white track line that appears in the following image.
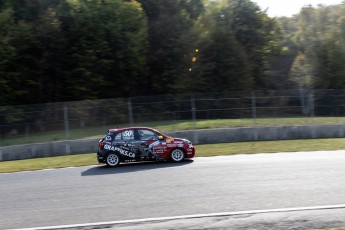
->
[10,204,345,230]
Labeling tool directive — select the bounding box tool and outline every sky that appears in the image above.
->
[251,0,343,17]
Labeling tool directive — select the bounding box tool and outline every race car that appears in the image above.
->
[97,127,195,167]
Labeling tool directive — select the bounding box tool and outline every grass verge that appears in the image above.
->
[1,138,345,173]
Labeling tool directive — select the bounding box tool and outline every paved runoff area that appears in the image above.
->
[11,205,345,230]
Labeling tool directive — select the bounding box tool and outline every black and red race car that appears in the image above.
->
[97,127,195,167]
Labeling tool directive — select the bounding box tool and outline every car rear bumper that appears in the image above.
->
[97,151,105,163]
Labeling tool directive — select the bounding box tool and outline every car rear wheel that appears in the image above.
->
[106,153,120,167]
[170,149,185,162]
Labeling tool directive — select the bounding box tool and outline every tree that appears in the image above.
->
[0,0,148,105]
[137,0,204,94]
[186,0,282,92]
[278,3,345,90]
[228,0,281,89]
[289,52,313,89]
[0,8,17,105]
[62,0,148,99]
[187,0,253,92]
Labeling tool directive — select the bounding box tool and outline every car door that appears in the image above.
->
[114,129,137,159]
[136,129,167,158]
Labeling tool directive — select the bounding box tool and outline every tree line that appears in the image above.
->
[0,0,344,106]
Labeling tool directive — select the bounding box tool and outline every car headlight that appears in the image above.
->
[183,139,192,145]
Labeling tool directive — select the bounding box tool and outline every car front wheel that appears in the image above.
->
[106,153,120,167]
[170,149,185,163]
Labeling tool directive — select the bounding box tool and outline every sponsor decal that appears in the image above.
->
[167,143,187,148]
[106,136,112,141]
[113,141,126,145]
[174,141,184,144]
[166,138,174,143]
[153,146,167,154]
[153,146,166,150]
[104,145,135,158]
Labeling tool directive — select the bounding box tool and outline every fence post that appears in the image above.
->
[64,103,70,139]
[128,98,134,125]
[309,90,315,117]
[299,88,306,115]
[25,124,30,142]
[191,95,196,122]
[251,91,257,125]
[191,95,198,143]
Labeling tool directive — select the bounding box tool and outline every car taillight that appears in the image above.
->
[99,141,104,150]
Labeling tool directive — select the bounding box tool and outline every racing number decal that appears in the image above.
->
[122,130,134,140]
[123,130,133,137]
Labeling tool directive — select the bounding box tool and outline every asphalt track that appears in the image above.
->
[1,151,345,229]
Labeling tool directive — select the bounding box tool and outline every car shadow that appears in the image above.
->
[81,159,194,176]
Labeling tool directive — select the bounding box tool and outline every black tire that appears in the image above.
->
[106,152,121,167]
[170,148,185,163]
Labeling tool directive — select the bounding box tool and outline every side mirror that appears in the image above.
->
[158,135,164,141]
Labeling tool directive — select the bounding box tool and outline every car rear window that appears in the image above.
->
[104,132,115,142]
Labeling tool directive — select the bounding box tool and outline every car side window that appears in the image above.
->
[113,130,134,141]
[138,129,158,141]
[122,130,134,140]
[105,132,115,142]
[114,133,122,140]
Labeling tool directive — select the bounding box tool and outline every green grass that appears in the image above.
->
[196,138,345,157]
[0,154,97,173]
[322,229,345,230]
[2,138,345,173]
[2,117,345,147]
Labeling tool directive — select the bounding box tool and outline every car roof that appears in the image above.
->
[108,127,159,133]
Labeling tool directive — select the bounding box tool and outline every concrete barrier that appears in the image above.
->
[1,125,345,161]
[0,138,99,161]
[172,125,345,144]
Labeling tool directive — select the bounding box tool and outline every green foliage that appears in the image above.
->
[137,0,203,94]
[289,52,314,89]
[314,40,345,89]
[61,0,148,99]
[279,3,345,90]
[0,0,148,105]
[192,22,253,91]
[1,0,344,107]
[0,8,16,105]
[189,0,280,91]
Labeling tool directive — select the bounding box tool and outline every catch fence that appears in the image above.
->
[1,89,345,146]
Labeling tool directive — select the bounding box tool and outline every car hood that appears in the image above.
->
[166,137,192,143]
